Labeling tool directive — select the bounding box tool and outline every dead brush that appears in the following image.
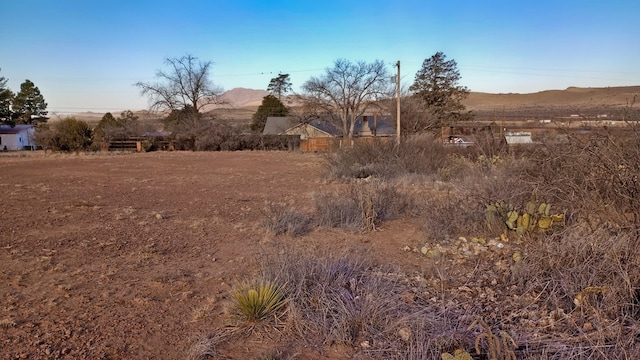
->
[188,329,238,360]
[252,347,298,360]
[468,316,517,360]
[512,223,640,321]
[322,134,469,180]
[0,318,17,328]
[533,126,640,231]
[257,249,478,359]
[508,222,640,358]
[313,182,410,232]
[261,202,312,237]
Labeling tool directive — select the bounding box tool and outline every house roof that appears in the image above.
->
[262,117,292,135]
[0,124,34,135]
[264,117,342,137]
[294,119,342,136]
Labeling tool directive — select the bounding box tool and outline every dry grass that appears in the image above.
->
[513,223,640,320]
[257,250,477,359]
[261,202,312,237]
[0,318,17,328]
[534,127,640,231]
[194,116,640,359]
[188,329,240,360]
[323,134,472,180]
[313,182,412,232]
[251,347,298,360]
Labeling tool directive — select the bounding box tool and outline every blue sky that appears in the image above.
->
[1,0,638,114]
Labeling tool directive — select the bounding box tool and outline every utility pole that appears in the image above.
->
[396,61,401,146]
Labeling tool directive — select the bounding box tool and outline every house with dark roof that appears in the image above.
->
[262,116,293,136]
[284,119,341,140]
[263,117,342,140]
[0,124,36,150]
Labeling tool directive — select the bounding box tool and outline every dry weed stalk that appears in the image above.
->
[354,185,378,231]
[468,316,517,360]
[0,318,17,328]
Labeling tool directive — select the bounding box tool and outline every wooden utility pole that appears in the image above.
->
[396,61,401,146]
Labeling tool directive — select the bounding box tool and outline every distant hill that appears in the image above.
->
[215,85,639,111]
[65,86,637,125]
[219,88,268,108]
[464,86,640,110]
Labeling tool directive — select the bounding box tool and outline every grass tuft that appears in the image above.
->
[0,318,17,328]
[314,182,412,232]
[232,280,288,322]
[261,202,312,237]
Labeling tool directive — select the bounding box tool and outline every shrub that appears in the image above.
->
[424,154,540,239]
[259,250,474,359]
[314,182,411,231]
[423,194,485,241]
[534,128,640,231]
[261,203,312,237]
[40,117,93,152]
[323,134,473,180]
[513,224,640,320]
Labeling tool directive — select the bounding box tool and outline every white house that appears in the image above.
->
[0,124,36,150]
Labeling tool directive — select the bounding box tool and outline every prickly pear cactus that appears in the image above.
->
[441,349,473,360]
[485,198,564,237]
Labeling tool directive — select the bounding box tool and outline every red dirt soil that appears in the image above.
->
[0,151,426,359]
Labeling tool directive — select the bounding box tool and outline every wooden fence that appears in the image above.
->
[102,138,174,152]
[300,136,394,153]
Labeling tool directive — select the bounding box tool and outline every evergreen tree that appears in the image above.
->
[267,73,292,101]
[94,111,140,142]
[250,95,289,132]
[409,52,471,131]
[93,112,119,142]
[13,79,48,124]
[0,70,15,124]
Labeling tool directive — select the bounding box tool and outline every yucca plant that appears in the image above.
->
[232,280,287,322]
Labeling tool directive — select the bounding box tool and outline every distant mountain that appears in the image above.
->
[464,86,640,110]
[209,85,640,112]
[219,88,268,108]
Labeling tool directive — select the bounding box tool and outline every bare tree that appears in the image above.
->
[302,59,391,139]
[135,55,223,130]
[386,89,444,134]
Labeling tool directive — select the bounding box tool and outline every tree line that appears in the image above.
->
[0,70,48,126]
[134,52,470,144]
[1,51,470,152]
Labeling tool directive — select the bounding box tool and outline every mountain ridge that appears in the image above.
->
[218,86,640,110]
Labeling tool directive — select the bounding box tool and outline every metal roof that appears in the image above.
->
[0,124,34,135]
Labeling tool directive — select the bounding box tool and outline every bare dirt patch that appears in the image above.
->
[0,151,428,359]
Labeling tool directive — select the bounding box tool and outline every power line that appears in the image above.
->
[215,68,324,77]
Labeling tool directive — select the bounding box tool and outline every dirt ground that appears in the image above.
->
[0,151,429,359]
